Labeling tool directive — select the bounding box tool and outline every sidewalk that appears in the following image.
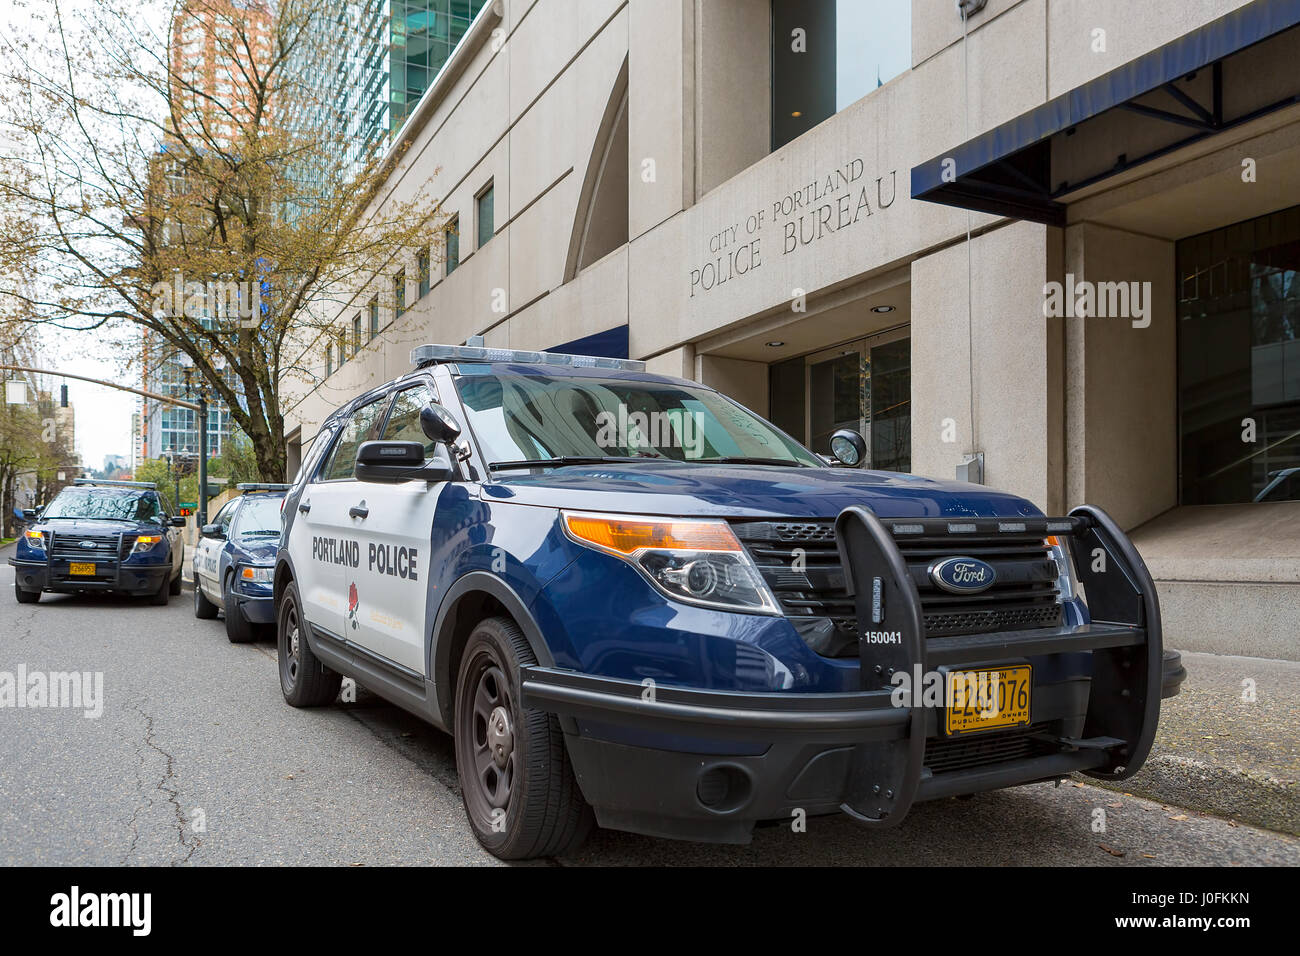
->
[1084,650,1300,835]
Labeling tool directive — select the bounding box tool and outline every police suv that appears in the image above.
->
[193,483,289,642]
[275,343,1185,860]
[11,479,185,604]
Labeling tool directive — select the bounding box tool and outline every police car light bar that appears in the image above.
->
[73,478,158,489]
[411,344,646,372]
[237,483,291,492]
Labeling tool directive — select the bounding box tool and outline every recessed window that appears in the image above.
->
[369,297,379,339]
[417,248,430,298]
[325,342,333,377]
[445,216,460,275]
[352,313,362,355]
[476,182,494,249]
[394,268,406,318]
[770,0,911,151]
[338,331,348,363]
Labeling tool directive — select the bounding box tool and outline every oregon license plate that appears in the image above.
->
[945,665,1032,735]
[68,562,96,576]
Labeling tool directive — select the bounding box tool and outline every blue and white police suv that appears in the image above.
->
[273,343,1185,860]
[193,483,289,642]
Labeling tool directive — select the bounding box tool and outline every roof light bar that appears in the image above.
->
[237,483,291,492]
[73,478,157,489]
[411,343,646,372]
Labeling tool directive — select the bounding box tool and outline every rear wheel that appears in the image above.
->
[277,578,341,707]
[453,616,592,860]
[194,577,218,619]
[169,566,182,595]
[223,574,257,643]
[14,581,39,604]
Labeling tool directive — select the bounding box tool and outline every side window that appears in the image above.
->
[320,397,389,481]
[295,421,340,488]
[381,384,440,459]
[212,499,240,531]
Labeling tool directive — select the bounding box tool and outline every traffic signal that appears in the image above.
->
[60,384,68,408]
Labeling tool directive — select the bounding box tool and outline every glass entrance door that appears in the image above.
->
[804,328,911,470]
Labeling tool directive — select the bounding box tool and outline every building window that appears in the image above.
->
[445,216,460,275]
[1178,205,1300,504]
[394,269,406,317]
[338,330,348,363]
[476,182,494,248]
[770,0,911,151]
[353,313,362,355]
[369,297,379,339]
[325,342,333,377]
[418,248,430,298]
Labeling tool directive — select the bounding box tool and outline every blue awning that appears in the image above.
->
[911,0,1300,226]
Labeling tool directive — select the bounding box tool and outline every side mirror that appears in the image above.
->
[420,403,462,445]
[355,440,453,484]
[21,508,38,520]
[170,515,187,528]
[829,429,867,467]
[200,523,225,539]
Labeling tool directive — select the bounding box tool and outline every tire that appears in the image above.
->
[14,581,39,604]
[453,616,593,860]
[169,567,183,595]
[277,577,342,707]
[223,574,256,643]
[149,570,169,606]
[194,576,218,619]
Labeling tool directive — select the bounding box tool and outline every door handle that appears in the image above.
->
[298,500,311,514]
[349,503,369,520]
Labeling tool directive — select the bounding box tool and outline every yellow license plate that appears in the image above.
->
[945,665,1032,736]
[69,562,96,576]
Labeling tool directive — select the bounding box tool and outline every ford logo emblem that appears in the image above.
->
[928,556,997,594]
[79,541,98,550]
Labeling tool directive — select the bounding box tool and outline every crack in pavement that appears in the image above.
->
[127,700,202,865]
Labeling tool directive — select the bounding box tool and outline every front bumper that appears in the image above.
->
[9,558,170,596]
[522,505,1184,843]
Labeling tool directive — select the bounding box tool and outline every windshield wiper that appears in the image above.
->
[240,530,282,537]
[690,457,807,467]
[489,455,665,471]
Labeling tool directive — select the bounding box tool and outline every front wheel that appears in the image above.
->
[277,578,341,707]
[149,571,169,606]
[14,581,39,604]
[224,575,256,644]
[453,616,593,860]
[169,567,182,595]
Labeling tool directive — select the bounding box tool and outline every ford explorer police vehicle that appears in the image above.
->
[10,479,186,604]
[274,344,1185,860]
[193,483,290,642]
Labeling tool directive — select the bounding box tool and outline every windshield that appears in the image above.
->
[233,496,283,535]
[454,372,822,468]
[42,487,163,523]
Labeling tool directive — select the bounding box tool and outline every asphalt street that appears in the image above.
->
[1,562,1297,866]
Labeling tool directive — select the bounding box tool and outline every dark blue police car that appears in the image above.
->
[193,484,288,642]
[10,479,185,604]
[274,343,1185,860]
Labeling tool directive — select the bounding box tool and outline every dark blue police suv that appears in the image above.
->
[274,344,1185,860]
[11,479,185,605]
[193,484,289,642]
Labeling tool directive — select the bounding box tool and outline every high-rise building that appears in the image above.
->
[287,1,488,171]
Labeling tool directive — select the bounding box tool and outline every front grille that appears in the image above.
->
[923,723,1055,774]
[47,531,129,578]
[732,519,1062,657]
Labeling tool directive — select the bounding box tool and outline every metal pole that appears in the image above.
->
[198,395,208,528]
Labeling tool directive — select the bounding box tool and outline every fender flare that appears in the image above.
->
[428,571,555,724]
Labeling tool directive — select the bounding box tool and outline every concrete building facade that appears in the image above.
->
[280,0,1300,659]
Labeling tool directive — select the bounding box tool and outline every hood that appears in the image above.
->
[479,462,1042,520]
[233,537,280,564]
[35,518,156,536]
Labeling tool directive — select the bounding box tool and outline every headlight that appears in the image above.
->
[23,529,45,550]
[562,511,779,614]
[239,566,274,583]
[131,534,164,554]
[1046,535,1080,602]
